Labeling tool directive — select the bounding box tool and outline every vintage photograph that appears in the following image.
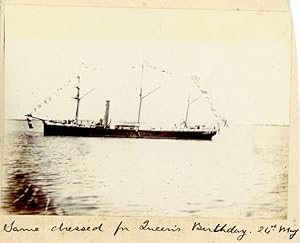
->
[2,4,291,219]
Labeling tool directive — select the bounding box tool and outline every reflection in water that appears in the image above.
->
[2,169,57,215]
[2,120,289,218]
[2,124,60,215]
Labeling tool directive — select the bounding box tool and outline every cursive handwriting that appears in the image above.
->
[3,220,39,233]
[257,224,299,240]
[51,222,103,232]
[139,220,181,232]
[192,222,247,241]
[279,225,299,240]
[2,220,299,241]
[113,221,130,236]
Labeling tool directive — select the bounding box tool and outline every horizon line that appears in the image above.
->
[3,118,290,127]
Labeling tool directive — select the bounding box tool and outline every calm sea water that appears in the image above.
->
[1,120,288,219]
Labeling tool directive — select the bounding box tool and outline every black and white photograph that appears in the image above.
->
[1,3,291,220]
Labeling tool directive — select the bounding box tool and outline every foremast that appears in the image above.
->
[74,76,81,122]
[71,76,95,123]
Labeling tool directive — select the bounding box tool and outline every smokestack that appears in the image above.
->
[104,100,110,127]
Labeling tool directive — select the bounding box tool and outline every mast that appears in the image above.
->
[72,76,95,123]
[184,96,191,128]
[137,88,143,124]
[137,64,144,125]
[136,63,161,126]
[184,96,200,127]
[74,76,81,122]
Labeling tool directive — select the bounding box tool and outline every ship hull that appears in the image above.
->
[43,123,216,140]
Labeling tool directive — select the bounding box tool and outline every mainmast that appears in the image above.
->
[136,63,161,126]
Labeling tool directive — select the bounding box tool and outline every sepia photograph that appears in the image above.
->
[1,3,291,220]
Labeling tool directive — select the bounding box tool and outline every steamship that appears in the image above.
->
[26,76,218,140]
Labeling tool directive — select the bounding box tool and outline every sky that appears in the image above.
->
[4,5,292,125]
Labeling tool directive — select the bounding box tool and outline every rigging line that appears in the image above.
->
[147,62,226,124]
[79,88,96,100]
[81,61,200,88]
[31,78,77,114]
[144,61,222,120]
[76,61,224,120]
[142,86,161,99]
[81,61,201,85]
[144,62,224,121]
[81,61,138,71]
[189,97,201,105]
[145,63,202,82]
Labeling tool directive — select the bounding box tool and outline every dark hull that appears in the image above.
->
[43,123,216,140]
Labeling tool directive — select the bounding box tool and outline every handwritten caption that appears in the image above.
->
[2,220,299,241]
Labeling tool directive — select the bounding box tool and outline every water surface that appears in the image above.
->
[1,120,288,218]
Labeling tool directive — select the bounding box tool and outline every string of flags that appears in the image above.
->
[142,61,228,126]
[30,78,76,115]
[30,61,227,126]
